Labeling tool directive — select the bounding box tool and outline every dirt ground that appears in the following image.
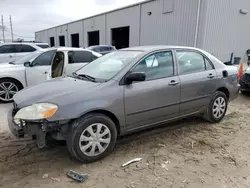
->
[1,94,250,188]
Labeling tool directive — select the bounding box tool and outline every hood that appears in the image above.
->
[14,76,101,107]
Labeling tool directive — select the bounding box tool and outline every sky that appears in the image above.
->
[0,0,144,41]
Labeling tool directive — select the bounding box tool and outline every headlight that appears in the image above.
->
[14,103,58,121]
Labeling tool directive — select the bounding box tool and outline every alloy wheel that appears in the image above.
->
[212,97,226,119]
[79,123,111,157]
[0,82,19,102]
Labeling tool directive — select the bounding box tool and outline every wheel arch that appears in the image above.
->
[0,77,24,89]
[216,87,229,100]
[81,109,121,135]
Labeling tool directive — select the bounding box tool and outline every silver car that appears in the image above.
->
[8,46,240,163]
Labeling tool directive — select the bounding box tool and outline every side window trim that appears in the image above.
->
[123,50,176,84]
[175,49,214,75]
[0,44,16,53]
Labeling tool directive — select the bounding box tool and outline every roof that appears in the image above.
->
[54,47,87,51]
[120,45,201,52]
[88,45,114,48]
[52,47,102,56]
[0,42,47,46]
[36,0,154,33]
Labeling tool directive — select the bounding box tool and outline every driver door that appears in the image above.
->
[25,50,56,86]
[124,51,180,130]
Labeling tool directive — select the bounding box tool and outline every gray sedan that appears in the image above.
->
[8,46,240,163]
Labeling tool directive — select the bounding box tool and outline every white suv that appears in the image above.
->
[0,43,49,63]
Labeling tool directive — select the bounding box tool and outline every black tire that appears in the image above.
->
[203,91,228,123]
[66,113,117,163]
[0,78,23,103]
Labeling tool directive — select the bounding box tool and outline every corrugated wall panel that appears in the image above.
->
[83,15,105,47]
[140,0,199,46]
[201,0,250,62]
[106,5,140,47]
[47,28,57,46]
[56,25,68,46]
[67,21,84,47]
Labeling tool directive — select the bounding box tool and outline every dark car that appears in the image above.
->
[87,45,116,55]
[8,45,239,163]
[239,68,250,94]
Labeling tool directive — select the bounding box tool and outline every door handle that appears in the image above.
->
[44,71,48,74]
[9,55,12,58]
[207,73,215,79]
[168,80,180,86]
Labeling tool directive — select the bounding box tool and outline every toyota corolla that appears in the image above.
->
[8,46,240,163]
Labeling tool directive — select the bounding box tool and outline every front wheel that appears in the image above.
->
[0,78,22,103]
[203,91,228,123]
[67,113,117,163]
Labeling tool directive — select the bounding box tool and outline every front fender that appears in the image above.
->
[47,86,126,127]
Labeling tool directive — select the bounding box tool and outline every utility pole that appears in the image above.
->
[9,15,13,42]
[1,15,5,42]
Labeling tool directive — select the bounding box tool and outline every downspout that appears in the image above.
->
[138,3,142,46]
[66,24,69,47]
[194,0,201,47]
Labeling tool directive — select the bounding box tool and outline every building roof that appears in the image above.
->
[36,0,154,33]
[120,45,201,52]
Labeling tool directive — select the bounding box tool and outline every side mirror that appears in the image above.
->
[125,72,146,85]
[24,62,31,67]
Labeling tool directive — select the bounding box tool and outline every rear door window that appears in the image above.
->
[16,45,36,53]
[176,51,206,74]
[0,45,16,53]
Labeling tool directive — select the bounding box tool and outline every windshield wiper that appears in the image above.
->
[71,72,96,82]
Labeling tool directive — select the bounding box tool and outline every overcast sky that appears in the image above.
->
[0,0,144,40]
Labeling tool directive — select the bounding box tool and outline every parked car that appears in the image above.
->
[0,42,49,64]
[0,47,101,102]
[8,46,239,163]
[34,43,50,49]
[239,68,250,94]
[87,45,116,55]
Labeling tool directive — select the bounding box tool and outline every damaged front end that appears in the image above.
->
[8,102,69,148]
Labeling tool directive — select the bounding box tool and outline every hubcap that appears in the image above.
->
[212,97,226,119]
[79,123,111,157]
[0,82,19,102]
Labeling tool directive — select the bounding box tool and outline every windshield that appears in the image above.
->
[75,51,142,82]
[13,51,42,64]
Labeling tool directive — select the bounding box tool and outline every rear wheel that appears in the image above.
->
[0,78,23,103]
[204,91,228,123]
[67,113,117,163]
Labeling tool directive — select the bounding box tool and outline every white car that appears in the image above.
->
[0,47,101,102]
[0,42,49,64]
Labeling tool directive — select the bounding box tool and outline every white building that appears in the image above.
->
[35,0,250,63]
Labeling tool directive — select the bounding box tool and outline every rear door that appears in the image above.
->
[25,50,56,86]
[0,44,16,63]
[15,44,36,61]
[124,50,180,130]
[64,51,97,76]
[176,50,217,115]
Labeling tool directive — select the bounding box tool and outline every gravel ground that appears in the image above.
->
[0,94,250,188]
